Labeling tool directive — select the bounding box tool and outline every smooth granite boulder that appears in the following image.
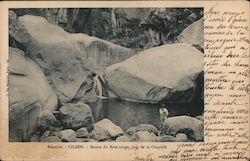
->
[9,47,57,141]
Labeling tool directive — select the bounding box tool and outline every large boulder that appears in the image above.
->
[131,131,156,142]
[58,129,76,142]
[9,14,94,103]
[116,135,130,142]
[175,133,188,142]
[93,118,124,141]
[135,124,158,135]
[59,102,94,130]
[154,135,176,142]
[72,34,135,67]
[161,115,204,141]
[37,110,60,133]
[9,14,136,102]
[11,9,68,28]
[178,18,204,49]
[9,47,58,141]
[103,43,203,103]
[76,127,89,138]
[92,125,110,141]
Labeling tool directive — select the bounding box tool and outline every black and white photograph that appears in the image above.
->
[8,8,204,142]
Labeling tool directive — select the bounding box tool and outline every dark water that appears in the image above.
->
[88,99,203,131]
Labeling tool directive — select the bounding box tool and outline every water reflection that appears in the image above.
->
[88,98,203,130]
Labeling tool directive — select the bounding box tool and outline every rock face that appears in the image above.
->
[9,47,58,141]
[11,8,203,51]
[113,8,149,22]
[59,102,94,130]
[16,15,94,103]
[178,18,204,49]
[162,116,204,141]
[9,13,93,103]
[104,43,203,102]
[72,34,135,67]
[9,14,136,103]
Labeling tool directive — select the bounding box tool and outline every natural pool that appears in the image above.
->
[88,98,203,130]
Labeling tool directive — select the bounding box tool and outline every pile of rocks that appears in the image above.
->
[32,102,204,142]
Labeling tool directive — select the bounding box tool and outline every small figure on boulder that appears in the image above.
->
[159,105,169,123]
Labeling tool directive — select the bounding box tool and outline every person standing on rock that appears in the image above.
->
[159,105,169,123]
[159,104,169,135]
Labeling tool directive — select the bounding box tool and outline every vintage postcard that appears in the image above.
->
[0,1,249,161]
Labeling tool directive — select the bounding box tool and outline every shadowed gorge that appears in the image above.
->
[8,8,204,142]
